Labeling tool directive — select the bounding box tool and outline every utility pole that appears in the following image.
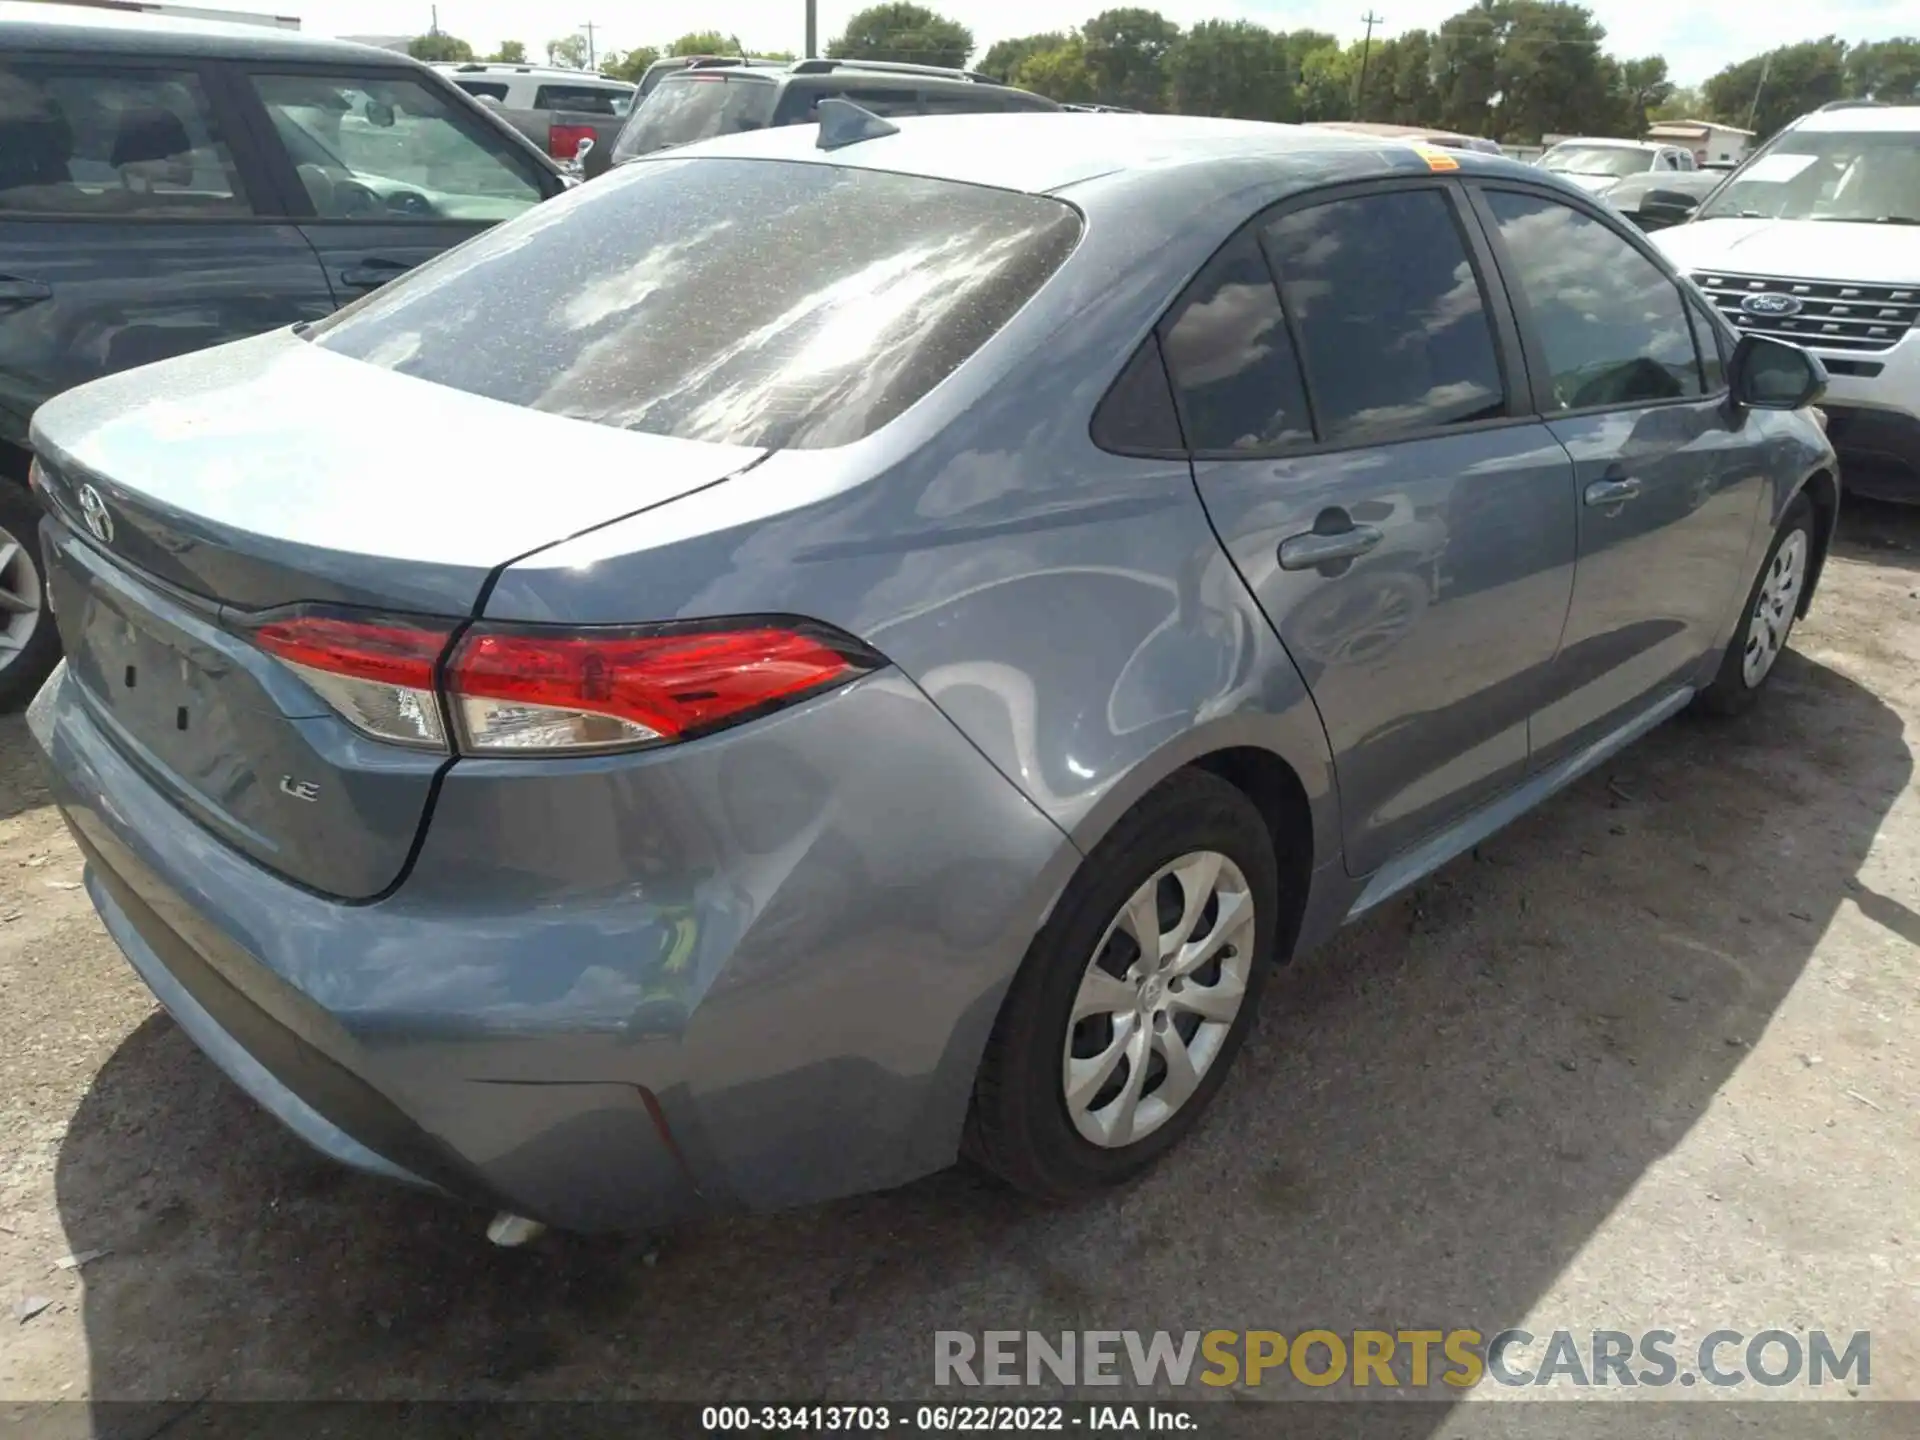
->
[1356,10,1384,119]
[1746,51,1772,131]
[805,0,818,59]
[429,4,438,36]
[581,21,597,69]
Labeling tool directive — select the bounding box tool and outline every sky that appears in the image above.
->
[285,0,1915,87]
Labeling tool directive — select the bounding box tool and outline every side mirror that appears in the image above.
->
[1730,334,1828,411]
[1640,189,1702,227]
[1643,188,1700,213]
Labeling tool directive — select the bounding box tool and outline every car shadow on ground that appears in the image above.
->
[51,646,1910,1426]
[1833,496,1920,575]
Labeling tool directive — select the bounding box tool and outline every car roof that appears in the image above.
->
[660,110,1539,200]
[654,58,1018,91]
[0,0,409,61]
[441,63,631,86]
[1793,105,1920,133]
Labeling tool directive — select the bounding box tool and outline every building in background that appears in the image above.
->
[19,0,298,26]
[1646,119,1755,167]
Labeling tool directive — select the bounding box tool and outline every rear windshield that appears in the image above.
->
[307,157,1082,449]
[614,74,777,160]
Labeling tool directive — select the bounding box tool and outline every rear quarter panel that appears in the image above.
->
[482,158,1360,877]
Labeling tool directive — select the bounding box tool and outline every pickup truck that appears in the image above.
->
[435,62,634,171]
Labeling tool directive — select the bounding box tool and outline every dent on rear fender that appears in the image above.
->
[397,670,1082,1206]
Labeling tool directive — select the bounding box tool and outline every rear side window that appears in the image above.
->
[1092,337,1184,453]
[309,158,1082,449]
[1262,189,1505,443]
[534,84,629,116]
[773,85,923,126]
[614,75,776,159]
[1159,230,1311,453]
[0,63,248,217]
[454,79,510,101]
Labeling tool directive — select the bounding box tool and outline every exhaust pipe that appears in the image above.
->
[486,1212,547,1248]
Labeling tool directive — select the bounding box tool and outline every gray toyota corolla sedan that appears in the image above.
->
[27,109,1836,1233]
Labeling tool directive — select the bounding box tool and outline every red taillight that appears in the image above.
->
[251,614,453,750]
[548,122,596,159]
[247,611,877,757]
[447,623,876,754]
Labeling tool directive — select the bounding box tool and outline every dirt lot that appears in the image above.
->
[1,503,1917,1418]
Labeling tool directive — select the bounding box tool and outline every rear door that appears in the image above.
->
[0,53,333,456]
[230,65,557,304]
[1180,181,1578,877]
[1467,182,1767,767]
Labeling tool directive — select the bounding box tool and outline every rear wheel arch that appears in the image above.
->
[1188,746,1314,965]
[0,438,29,490]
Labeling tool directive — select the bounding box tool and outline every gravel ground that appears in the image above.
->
[1,502,1916,1422]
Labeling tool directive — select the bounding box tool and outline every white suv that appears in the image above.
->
[1656,104,1920,503]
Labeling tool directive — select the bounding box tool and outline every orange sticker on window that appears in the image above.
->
[1413,144,1460,172]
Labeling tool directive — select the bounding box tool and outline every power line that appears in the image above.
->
[1746,51,1772,128]
[1356,10,1383,118]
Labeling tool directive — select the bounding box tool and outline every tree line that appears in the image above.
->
[408,1,1920,143]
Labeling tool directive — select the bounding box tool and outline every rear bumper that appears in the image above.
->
[31,661,1074,1231]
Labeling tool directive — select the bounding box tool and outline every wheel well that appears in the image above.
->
[1798,469,1838,618]
[1189,747,1314,963]
[0,439,28,489]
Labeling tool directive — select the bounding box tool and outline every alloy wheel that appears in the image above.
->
[0,521,43,673]
[1062,850,1256,1148]
[1742,528,1806,689]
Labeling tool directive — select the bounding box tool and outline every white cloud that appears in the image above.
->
[294,0,1912,86]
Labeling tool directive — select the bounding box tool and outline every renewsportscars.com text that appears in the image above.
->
[934,1328,1870,1391]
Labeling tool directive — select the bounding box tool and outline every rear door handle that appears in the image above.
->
[339,260,414,290]
[0,276,52,304]
[1583,476,1643,507]
[1278,522,1385,571]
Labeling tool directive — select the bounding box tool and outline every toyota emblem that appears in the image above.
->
[1740,292,1803,318]
[76,483,114,545]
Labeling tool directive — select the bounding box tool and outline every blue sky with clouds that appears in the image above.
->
[294,0,1914,85]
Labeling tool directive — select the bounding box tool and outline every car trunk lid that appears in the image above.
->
[30,330,764,899]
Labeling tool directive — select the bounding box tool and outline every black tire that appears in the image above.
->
[964,769,1279,1200]
[1694,493,1815,718]
[0,482,58,711]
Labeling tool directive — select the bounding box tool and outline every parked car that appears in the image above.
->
[27,109,1836,1235]
[1312,119,1503,155]
[1655,104,1920,504]
[1603,168,1724,230]
[632,52,790,101]
[1539,137,1697,195]
[0,2,568,704]
[583,57,1059,176]
[435,60,633,170]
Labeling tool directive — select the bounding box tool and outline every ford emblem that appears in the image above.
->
[1740,292,1803,318]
